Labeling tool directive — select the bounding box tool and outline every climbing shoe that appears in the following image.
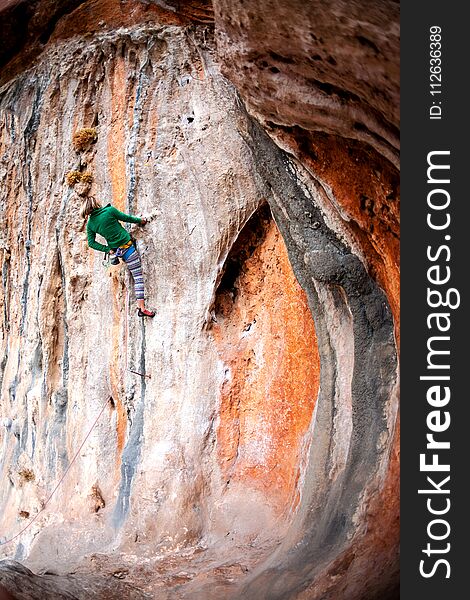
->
[110,256,120,265]
[137,308,156,318]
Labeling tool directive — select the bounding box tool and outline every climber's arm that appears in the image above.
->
[87,224,110,253]
[110,206,143,225]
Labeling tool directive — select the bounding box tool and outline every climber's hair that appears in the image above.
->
[80,196,101,220]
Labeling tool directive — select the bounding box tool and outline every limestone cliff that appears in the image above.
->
[0,2,399,599]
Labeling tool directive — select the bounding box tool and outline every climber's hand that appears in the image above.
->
[139,218,147,226]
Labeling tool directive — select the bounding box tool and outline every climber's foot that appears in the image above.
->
[137,308,156,318]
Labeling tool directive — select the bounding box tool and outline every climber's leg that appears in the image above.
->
[125,248,145,299]
[123,247,155,317]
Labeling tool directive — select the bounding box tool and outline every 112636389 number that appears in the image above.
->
[429,26,442,94]
[429,25,442,120]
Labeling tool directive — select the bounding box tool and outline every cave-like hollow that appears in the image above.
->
[211,204,320,520]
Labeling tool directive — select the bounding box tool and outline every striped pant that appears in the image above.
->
[123,246,145,300]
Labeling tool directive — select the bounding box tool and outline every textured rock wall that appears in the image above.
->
[0,17,320,595]
[211,3,400,597]
[212,0,400,330]
[213,0,399,167]
[0,1,399,599]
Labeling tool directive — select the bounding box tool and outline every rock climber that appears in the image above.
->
[80,196,155,317]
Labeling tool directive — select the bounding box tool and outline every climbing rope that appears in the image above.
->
[0,396,110,547]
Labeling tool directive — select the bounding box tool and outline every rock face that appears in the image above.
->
[0,2,399,599]
[213,0,399,166]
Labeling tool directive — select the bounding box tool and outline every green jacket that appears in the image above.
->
[87,204,142,253]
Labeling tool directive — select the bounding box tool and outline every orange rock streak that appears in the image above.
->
[108,57,127,211]
[214,217,320,514]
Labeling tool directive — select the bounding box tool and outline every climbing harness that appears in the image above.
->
[120,239,134,251]
[0,396,111,547]
[103,239,135,267]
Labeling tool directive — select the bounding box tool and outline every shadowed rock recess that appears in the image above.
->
[0,1,399,599]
